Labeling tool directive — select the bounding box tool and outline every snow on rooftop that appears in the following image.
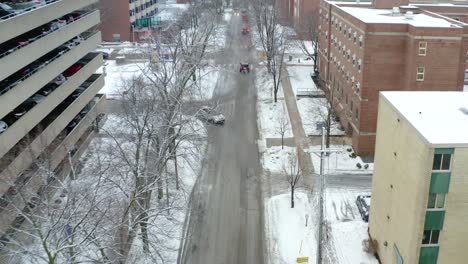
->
[339,6,458,27]
[382,92,468,146]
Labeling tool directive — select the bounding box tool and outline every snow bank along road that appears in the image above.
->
[179,7,265,264]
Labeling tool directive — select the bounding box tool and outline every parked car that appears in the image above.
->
[38,83,58,96]
[356,194,371,222]
[50,74,67,86]
[49,19,66,31]
[62,11,82,23]
[198,106,225,125]
[71,87,86,98]
[0,3,19,18]
[63,63,84,77]
[26,94,46,105]
[66,116,81,132]
[0,120,8,134]
[13,101,35,119]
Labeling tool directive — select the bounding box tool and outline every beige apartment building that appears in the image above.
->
[369,91,468,264]
[0,0,105,250]
[317,0,468,155]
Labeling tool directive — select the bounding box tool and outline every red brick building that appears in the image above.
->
[317,0,468,154]
[280,0,320,27]
[99,0,159,42]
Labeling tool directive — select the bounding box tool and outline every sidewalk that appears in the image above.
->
[281,67,314,184]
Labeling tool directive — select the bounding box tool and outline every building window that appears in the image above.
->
[419,41,427,56]
[353,32,357,43]
[432,153,451,171]
[417,67,425,81]
[355,108,359,119]
[112,34,121,42]
[422,230,440,245]
[359,35,363,47]
[358,59,362,71]
[352,55,356,65]
[427,193,446,209]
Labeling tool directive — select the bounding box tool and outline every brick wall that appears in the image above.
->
[317,0,467,154]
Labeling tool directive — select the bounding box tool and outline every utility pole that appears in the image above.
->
[310,127,342,264]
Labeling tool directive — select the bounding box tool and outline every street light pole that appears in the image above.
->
[311,127,341,264]
[317,126,325,264]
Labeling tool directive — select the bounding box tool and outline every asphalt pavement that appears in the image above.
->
[179,11,265,264]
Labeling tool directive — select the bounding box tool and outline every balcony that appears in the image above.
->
[0,32,101,119]
[0,10,100,81]
[0,0,98,43]
[0,74,104,197]
[0,94,106,235]
[0,52,102,158]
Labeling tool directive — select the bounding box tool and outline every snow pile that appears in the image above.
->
[262,146,296,174]
[325,188,378,264]
[309,145,373,174]
[266,192,317,264]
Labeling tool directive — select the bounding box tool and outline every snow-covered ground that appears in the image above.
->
[297,97,345,136]
[309,145,373,174]
[255,68,293,139]
[98,60,148,99]
[266,191,317,264]
[287,66,321,96]
[207,24,227,52]
[325,188,378,264]
[262,146,296,174]
[190,66,220,100]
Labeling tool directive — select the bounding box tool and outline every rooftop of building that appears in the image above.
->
[381,91,468,146]
[336,5,460,27]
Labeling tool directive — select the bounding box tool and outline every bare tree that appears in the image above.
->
[294,11,319,73]
[276,104,290,149]
[252,0,289,103]
[313,79,340,148]
[0,144,117,264]
[282,153,302,208]
[98,3,217,260]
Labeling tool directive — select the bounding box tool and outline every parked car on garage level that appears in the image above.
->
[63,62,85,77]
[0,120,8,134]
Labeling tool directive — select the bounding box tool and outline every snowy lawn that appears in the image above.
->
[266,191,317,264]
[98,60,148,99]
[255,67,292,138]
[191,66,220,100]
[296,97,345,136]
[325,188,378,264]
[258,100,293,138]
[262,146,296,174]
[286,66,321,96]
[309,145,373,174]
[207,24,227,52]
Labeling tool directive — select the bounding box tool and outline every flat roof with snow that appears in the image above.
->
[338,6,458,27]
[381,92,468,147]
